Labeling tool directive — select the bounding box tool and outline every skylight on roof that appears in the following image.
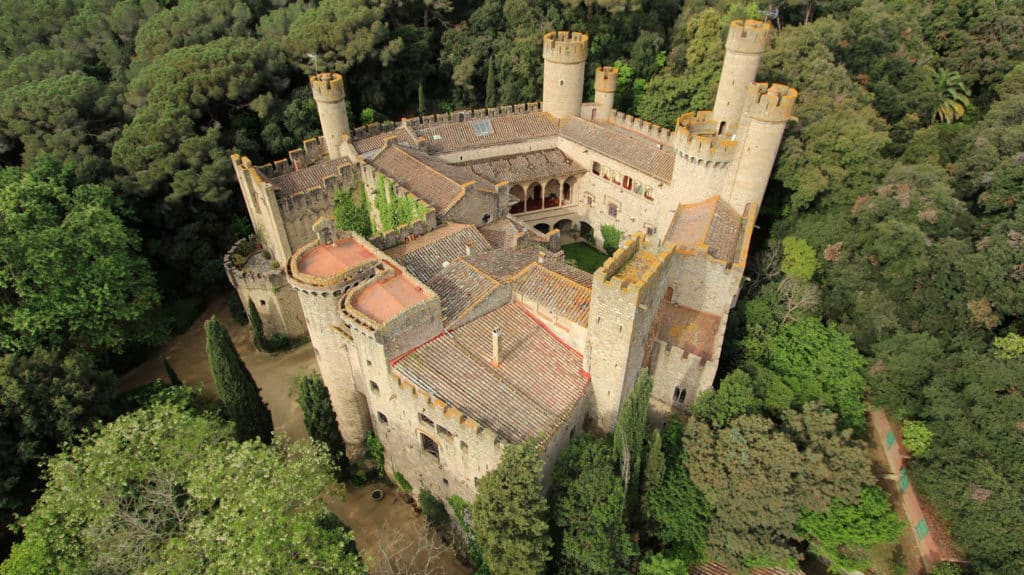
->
[472,119,494,137]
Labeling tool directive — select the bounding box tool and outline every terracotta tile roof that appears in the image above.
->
[297,237,375,277]
[656,302,721,361]
[416,112,560,153]
[268,158,352,196]
[463,149,585,184]
[560,117,675,182]
[512,263,591,326]
[426,258,500,325]
[353,127,415,155]
[393,304,589,442]
[386,224,492,281]
[663,196,744,262]
[462,247,540,280]
[370,143,494,215]
[479,219,522,249]
[349,261,433,324]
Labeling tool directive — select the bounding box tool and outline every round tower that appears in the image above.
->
[725,83,797,212]
[542,31,589,119]
[712,20,772,134]
[670,111,738,205]
[309,72,350,161]
[593,66,618,122]
[288,237,375,458]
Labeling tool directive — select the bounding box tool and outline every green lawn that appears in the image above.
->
[562,242,609,274]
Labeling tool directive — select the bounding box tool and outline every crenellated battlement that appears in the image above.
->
[309,72,345,103]
[673,111,737,166]
[608,110,673,143]
[223,236,288,289]
[725,19,772,54]
[595,66,619,93]
[401,102,542,130]
[543,31,588,64]
[745,83,798,123]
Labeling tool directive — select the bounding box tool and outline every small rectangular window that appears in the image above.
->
[437,426,453,439]
[378,412,388,424]
[370,381,380,394]
[421,433,439,458]
[623,175,633,190]
[418,413,434,426]
[460,441,469,455]
[607,203,618,219]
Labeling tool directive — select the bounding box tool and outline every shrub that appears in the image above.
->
[600,224,623,254]
[901,420,933,456]
[419,489,451,528]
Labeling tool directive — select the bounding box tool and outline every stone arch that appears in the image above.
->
[544,179,560,208]
[562,176,576,203]
[554,219,574,234]
[527,182,542,211]
[579,221,594,242]
[534,223,550,233]
[509,184,526,214]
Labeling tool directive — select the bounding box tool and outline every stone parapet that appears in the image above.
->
[673,111,737,166]
[608,111,673,143]
[746,83,798,123]
[309,72,345,103]
[543,31,588,64]
[725,19,772,54]
[595,66,619,93]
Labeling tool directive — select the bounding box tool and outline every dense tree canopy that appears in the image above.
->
[1,396,365,574]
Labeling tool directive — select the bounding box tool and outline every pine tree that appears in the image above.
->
[485,56,497,107]
[643,428,665,494]
[295,373,347,477]
[248,299,267,351]
[614,368,654,516]
[161,355,183,386]
[473,440,551,575]
[204,317,274,443]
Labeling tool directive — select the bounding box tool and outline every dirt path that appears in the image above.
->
[119,293,470,575]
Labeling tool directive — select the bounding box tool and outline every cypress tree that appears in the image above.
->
[204,317,274,443]
[473,440,552,575]
[417,82,426,116]
[643,428,665,494]
[161,355,183,386]
[295,373,347,476]
[485,56,497,107]
[614,368,654,516]
[248,299,267,351]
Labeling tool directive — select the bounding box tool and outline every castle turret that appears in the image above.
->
[288,227,376,458]
[670,111,738,205]
[593,66,618,123]
[542,31,589,119]
[310,72,350,161]
[712,20,772,133]
[725,83,797,212]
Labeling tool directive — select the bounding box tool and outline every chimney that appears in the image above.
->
[491,327,503,367]
[466,244,472,257]
[538,251,545,264]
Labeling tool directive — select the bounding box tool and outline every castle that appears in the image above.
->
[226,20,795,501]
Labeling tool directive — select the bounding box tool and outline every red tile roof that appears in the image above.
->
[393,304,589,442]
[386,224,493,281]
[464,149,585,184]
[512,263,591,326]
[348,261,433,324]
[425,258,500,325]
[296,237,375,277]
[663,196,745,262]
[268,158,352,196]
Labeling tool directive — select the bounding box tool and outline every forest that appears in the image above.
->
[0,0,1021,573]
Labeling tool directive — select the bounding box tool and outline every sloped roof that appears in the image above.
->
[512,263,591,326]
[662,196,744,262]
[425,258,500,325]
[370,143,495,215]
[464,149,585,184]
[386,223,492,282]
[560,116,675,182]
[393,304,589,442]
[268,157,352,196]
[417,112,560,153]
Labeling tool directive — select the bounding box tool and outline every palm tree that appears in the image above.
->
[933,68,971,124]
